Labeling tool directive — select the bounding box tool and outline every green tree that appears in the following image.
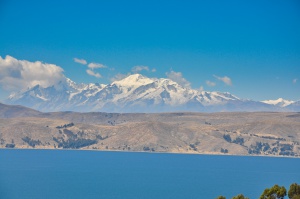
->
[215,196,226,199]
[288,183,300,199]
[260,184,287,199]
[232,194,249,199]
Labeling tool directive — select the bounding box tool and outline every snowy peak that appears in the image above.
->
[113,74,154,87]
[5,74,298,112]
[261,98,294,107]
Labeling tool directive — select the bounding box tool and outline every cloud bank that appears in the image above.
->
[0,55,64,91]
[131,66,149,73]
[131,65,156,73]
[86,69,101,78]
[88,62,107,69]
[206,80,216,87]
[166,70,191,88]
[214,75,232,86]
[73,57,106,78]
[74,58,87,65]
[110,73,131,82]
[293,78,297,84]
[199,86,204,92]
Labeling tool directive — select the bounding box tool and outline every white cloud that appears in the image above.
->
[206,80,216,87]
[110,73,131,82]
[73,59,106,78]
[88,62,107,69]
[131,65,156,73]
[293,78,297,84]
[73,58,87,65]
[131,65,149,73]
[86,69,101,78]
[213,75,232,86]
[166,70,191,88]
[0,55,64,91]
[199,86,204,92]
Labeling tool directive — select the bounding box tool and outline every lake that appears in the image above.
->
[0,149,299,199]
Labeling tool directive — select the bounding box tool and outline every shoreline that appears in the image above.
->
[1,147,299,159]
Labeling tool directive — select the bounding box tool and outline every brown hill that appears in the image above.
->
[0,104,299,157]
[0,103,41,118]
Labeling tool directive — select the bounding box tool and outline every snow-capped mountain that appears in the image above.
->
[261,98,294,107]
[286,100,300,111]
[5,74,292,112]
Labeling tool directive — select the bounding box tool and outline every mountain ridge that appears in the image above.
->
[261,98,295,107]
[5,74,300,112]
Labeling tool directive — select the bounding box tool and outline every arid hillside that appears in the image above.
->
[0,104,299,157]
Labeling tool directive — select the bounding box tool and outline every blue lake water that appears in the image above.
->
[0,149,299,199]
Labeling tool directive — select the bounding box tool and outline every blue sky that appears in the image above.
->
[0,0,299,101]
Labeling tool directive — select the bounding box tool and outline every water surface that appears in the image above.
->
[0,149,299,199]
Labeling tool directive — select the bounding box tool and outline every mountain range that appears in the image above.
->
[5,74,300,112]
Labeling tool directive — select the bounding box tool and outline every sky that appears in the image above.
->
[0,0,299,101]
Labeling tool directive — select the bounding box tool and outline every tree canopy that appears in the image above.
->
[215,196,226,199]
[288,183,300,199]
[232,194,249,199]
[216,183,299,199]
[215,194,249,199]
[259,184,286,199]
